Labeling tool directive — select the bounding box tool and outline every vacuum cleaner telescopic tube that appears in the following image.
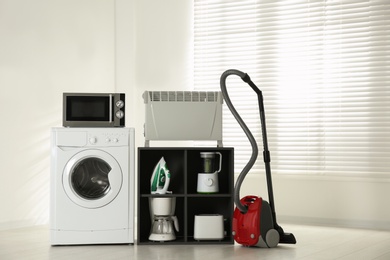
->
[220,69,296,245]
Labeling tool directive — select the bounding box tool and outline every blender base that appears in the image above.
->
[197,172,219,193]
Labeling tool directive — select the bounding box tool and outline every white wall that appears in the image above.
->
[240,175,390,230]
[1,0,389,231]
[115,0,136,128]
[133,0,194,149]
[0,0,116,229]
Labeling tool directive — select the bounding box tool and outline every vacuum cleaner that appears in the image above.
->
[220,69,296,247]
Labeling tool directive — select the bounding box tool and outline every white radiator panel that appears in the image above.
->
[143,91,223,146]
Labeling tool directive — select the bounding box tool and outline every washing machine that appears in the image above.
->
[50,127,135,245]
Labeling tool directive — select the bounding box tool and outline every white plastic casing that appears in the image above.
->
[194,214,224,240]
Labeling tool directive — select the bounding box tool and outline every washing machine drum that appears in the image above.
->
[63,150,123,209]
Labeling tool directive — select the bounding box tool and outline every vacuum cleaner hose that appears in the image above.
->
[220,69,259,214]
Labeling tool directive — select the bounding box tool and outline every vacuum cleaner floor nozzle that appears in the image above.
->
[279,232,297,244]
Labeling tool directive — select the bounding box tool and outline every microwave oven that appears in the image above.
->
[63,93,125,127]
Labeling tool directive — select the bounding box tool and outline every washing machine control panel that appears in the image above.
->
[87,132,128,146]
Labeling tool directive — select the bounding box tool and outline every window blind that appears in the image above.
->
[194,0,390,177]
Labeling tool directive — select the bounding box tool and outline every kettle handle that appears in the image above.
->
[171,216,179,232]
[216,152,222,173]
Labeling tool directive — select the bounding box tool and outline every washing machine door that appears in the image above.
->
[63,149,123,209]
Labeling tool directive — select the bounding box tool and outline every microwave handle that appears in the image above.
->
[109,94,113,123]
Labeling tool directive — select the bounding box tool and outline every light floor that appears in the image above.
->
[1,224,390,260]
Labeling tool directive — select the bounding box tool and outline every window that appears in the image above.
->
[194,1,390,177]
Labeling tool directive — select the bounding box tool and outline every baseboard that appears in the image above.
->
[0,219,48,231]
[278,215,390,231]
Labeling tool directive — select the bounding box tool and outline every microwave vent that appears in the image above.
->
[143,91,223,147]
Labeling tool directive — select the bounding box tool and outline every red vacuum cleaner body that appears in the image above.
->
[233,196,279,247]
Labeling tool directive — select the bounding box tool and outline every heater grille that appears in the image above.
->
[147,91,219,102]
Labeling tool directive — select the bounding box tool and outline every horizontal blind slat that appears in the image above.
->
[194,0,390,177]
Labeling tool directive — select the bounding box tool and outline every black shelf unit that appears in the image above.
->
[137,147,234,245]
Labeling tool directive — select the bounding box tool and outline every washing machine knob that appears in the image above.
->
[89,137,97,144]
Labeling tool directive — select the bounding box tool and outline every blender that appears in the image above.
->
[148,197,179,241]
[197,152,222,193]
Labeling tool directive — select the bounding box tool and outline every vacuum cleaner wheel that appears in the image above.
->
[265,229,280,248]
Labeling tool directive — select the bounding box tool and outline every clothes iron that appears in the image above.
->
[151,157,171,194]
